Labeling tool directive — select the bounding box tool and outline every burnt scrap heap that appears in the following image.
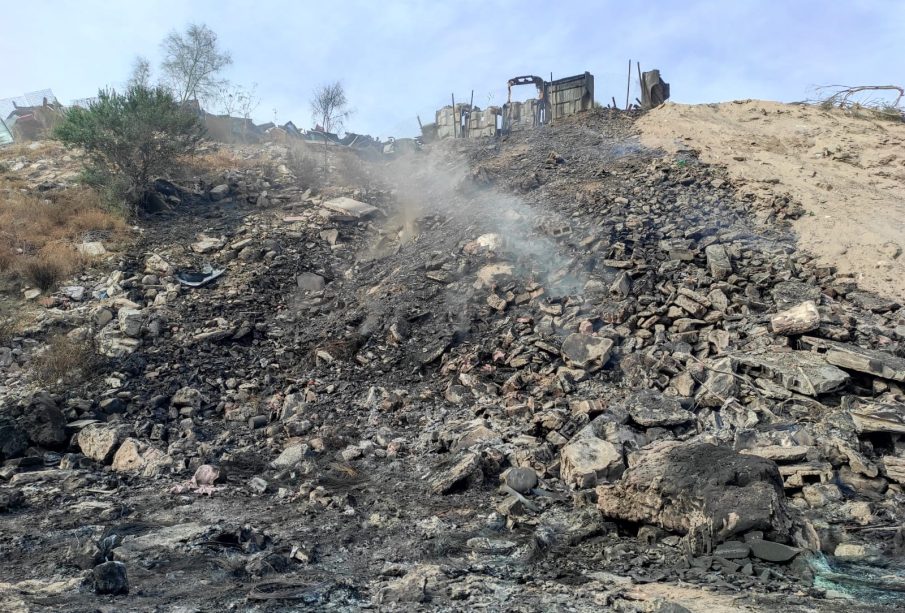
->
[424,68,669,142]
[504,72,595,132]
[424,72,596,142]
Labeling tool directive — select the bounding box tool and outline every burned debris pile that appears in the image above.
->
[1,108,904,610]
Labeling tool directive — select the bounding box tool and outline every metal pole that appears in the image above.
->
[451,93,457,138]
[625,59,632,110]
[636,62,644,109]
[468,90,474,137]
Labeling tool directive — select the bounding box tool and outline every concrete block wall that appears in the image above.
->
[465,106,501,138]
[435,104,500,139]
[506,99,541,132]
[435,104,471,139]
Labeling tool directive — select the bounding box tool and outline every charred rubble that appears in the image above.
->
[1,109,904,610]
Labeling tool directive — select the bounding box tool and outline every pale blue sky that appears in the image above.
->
[3,0,902,137]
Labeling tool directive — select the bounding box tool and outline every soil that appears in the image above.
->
[637,100,905,302]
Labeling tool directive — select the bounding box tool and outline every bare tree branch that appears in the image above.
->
[813,84,904,117]
[216,82,259,119]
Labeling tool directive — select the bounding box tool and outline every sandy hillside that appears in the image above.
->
[638,100,905,302]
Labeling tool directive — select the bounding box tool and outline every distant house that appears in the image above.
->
[201,111,263,144]
[4,97,64,141]
[281,121,300,137]
[302,129,339,144]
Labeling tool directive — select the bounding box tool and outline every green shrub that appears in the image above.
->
[55,86,204,213]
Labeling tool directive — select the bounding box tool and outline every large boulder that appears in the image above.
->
[559,416,626,489]
[597,440,792,544]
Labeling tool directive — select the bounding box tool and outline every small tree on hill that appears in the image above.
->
[161,23,232,104]
[311,81,350,135]
[55,85,204,213]
[216,82,260,141]
[128,56,152,89]
[310,81,351,174]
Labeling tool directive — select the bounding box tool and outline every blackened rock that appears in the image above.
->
[19,392,67,448]
[560,334,614,372]
[847,291,899,314]
[0,488,25,512]
[713,540,751,559]
[705,244,732,280]
[0,418,28,461]
[625,390,695,428]
[504,467,538,494]
[597,440,792,543]
[771,280,821,309]
[93,561,129,595]
[430,452,482,494]
[297,272,326,293]
[749,539,800,562]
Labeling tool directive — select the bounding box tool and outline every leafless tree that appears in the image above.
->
[310,81,352,175]
[310,81,351,134]
[128,56,152,89]
[216,82,260,141]
[161,23,232,104]
[217,82,259,118]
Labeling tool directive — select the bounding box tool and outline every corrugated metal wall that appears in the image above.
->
[0,118,13,146]
[549,72,594,120]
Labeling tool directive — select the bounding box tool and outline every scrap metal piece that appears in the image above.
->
[176,264,225,288]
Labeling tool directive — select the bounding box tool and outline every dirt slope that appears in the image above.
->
[637,100,905,301]
[3,113,905,611]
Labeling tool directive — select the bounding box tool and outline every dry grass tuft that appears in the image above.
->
[31,333,99,388]
[0,140,64,161]
[19,243,83,291]
[0,244,15,273]
[20,257,67,292]
[0,180,128,287]
[337,153,371,189]
[286,144,322,190]
[0,317,16,345]
[178,148,253,180]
